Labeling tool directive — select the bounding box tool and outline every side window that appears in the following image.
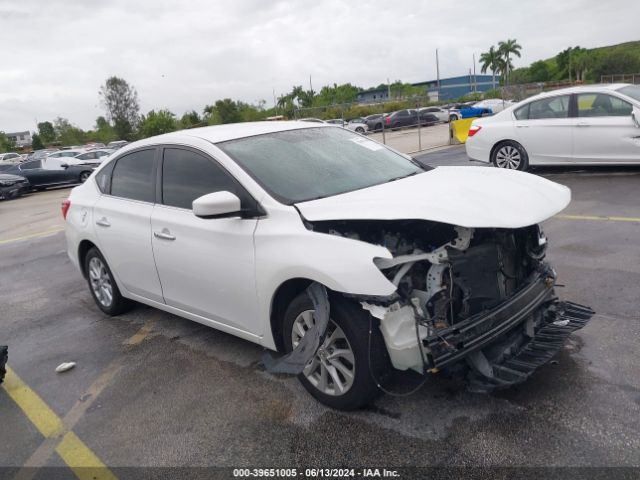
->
[95,160,116,193]
[577,93,632,117]
[527,95,570,119]
[43,159,65,170]
[161,148,241,210]
[110,149,156,202]
[20,160,42,170]
[514,103,530,120]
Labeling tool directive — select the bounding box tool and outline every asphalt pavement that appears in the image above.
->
[1,149,639,477]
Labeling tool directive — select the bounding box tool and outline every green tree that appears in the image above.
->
[388,81,423,99]
[204,99,244,124]
[31,133,45,150]
[138,109,178,138]
[528,60,550,82]
[37,121,55,145]
[498,39,522,85]
[179,110,203,129]
[89,116,117,144]
[592,49,639,80]
[53,117,86,146]
[99,76,140,140]
[480,46,502,89]
[0,132,15,152]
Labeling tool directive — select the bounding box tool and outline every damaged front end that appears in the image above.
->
[309,219,594,391]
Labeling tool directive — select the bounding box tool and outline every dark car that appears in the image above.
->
[0,158,94,191]
[384,109,439,130]
[0,173,30,200]
[364,113,386,132]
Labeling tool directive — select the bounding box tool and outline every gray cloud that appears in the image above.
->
[1,0,638,131]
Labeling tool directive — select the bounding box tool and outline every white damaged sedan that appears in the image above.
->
[64,122,593,410]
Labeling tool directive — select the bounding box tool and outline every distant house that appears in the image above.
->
[356,74,495,103]
[6,131,32,148]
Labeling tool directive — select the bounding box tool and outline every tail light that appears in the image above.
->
[61,199,71,220]
[468,125,482,137]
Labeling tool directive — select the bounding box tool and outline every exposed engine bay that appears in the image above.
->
[307,219,594,390]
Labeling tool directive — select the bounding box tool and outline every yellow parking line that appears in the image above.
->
[2,367,116,479]
[0,227,65,246]
[2,368,64,437]
[555,214,640,223]
[56,432,117,480]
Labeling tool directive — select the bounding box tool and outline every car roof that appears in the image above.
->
[132,121,330,147]
[530,83,631,99]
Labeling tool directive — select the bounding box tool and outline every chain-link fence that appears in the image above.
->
[292,96,452,155]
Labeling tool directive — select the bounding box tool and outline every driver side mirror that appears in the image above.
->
[193,191,242,219]
[61,163,69,169]
[632,106,640,128]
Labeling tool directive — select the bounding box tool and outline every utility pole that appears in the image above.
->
[387,78,391,99]
[273,88,277,114]
[309,75,313,95]
[436,48,440,100]
[473,53,477,93]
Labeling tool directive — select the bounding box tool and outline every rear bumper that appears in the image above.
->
[465,140,490,163]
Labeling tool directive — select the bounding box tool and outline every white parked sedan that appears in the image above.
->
[466,84,640,170]
[64,122,592,409]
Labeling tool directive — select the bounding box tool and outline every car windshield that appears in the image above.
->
[217,127,426,204]
[617,85,640,102]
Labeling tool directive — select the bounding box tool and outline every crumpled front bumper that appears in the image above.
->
[421,270,594,390]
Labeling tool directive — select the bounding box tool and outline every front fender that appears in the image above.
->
[254,209,396,348]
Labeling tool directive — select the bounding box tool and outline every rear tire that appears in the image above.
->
[491,140,529,171]
[283,291,390,410]
[84,247,132,316]
[79,171,92,183]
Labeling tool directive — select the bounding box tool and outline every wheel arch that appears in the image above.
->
[77,239,98,279]
[490,139,525,162]
[269,277,315,353]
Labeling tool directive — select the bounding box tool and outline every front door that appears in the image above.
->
[572,92,640,163]
[150,147,260,335]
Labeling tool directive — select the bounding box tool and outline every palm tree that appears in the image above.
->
[498,39,522,85]
[479,46,501,89]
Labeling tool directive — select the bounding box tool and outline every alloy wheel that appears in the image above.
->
[88,257,113,307]
[80,172,91,183]
[291,310,356,396]
[495,145,522,169]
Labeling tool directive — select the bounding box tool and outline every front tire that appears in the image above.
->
[283,291,389,410]
[84,247,132,316]
[355,127,365,134]
[491,140,529,171]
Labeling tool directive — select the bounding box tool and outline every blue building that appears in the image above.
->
[356,74,495,103]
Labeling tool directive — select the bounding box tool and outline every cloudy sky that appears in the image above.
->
[1,0,638,132]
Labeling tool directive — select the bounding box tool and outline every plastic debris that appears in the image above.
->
[55,362,76,373]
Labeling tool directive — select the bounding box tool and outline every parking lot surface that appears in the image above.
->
[1,150,639,476]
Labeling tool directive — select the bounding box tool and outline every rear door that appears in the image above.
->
[93,148,164,302]
[150,146,260,334]
[40,158,78,184]
[572,92,640,163]
[513,94,573,164]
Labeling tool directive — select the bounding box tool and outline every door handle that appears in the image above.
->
[96,218,110,227]
[515,124,529,128]
[154,229,176,241]
[576,122,590,127]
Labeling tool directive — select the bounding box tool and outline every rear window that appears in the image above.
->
[617,85,640,102]
[110,149,156,202]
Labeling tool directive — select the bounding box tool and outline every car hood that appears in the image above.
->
[0,173,27,182]
[295,166,570,228]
